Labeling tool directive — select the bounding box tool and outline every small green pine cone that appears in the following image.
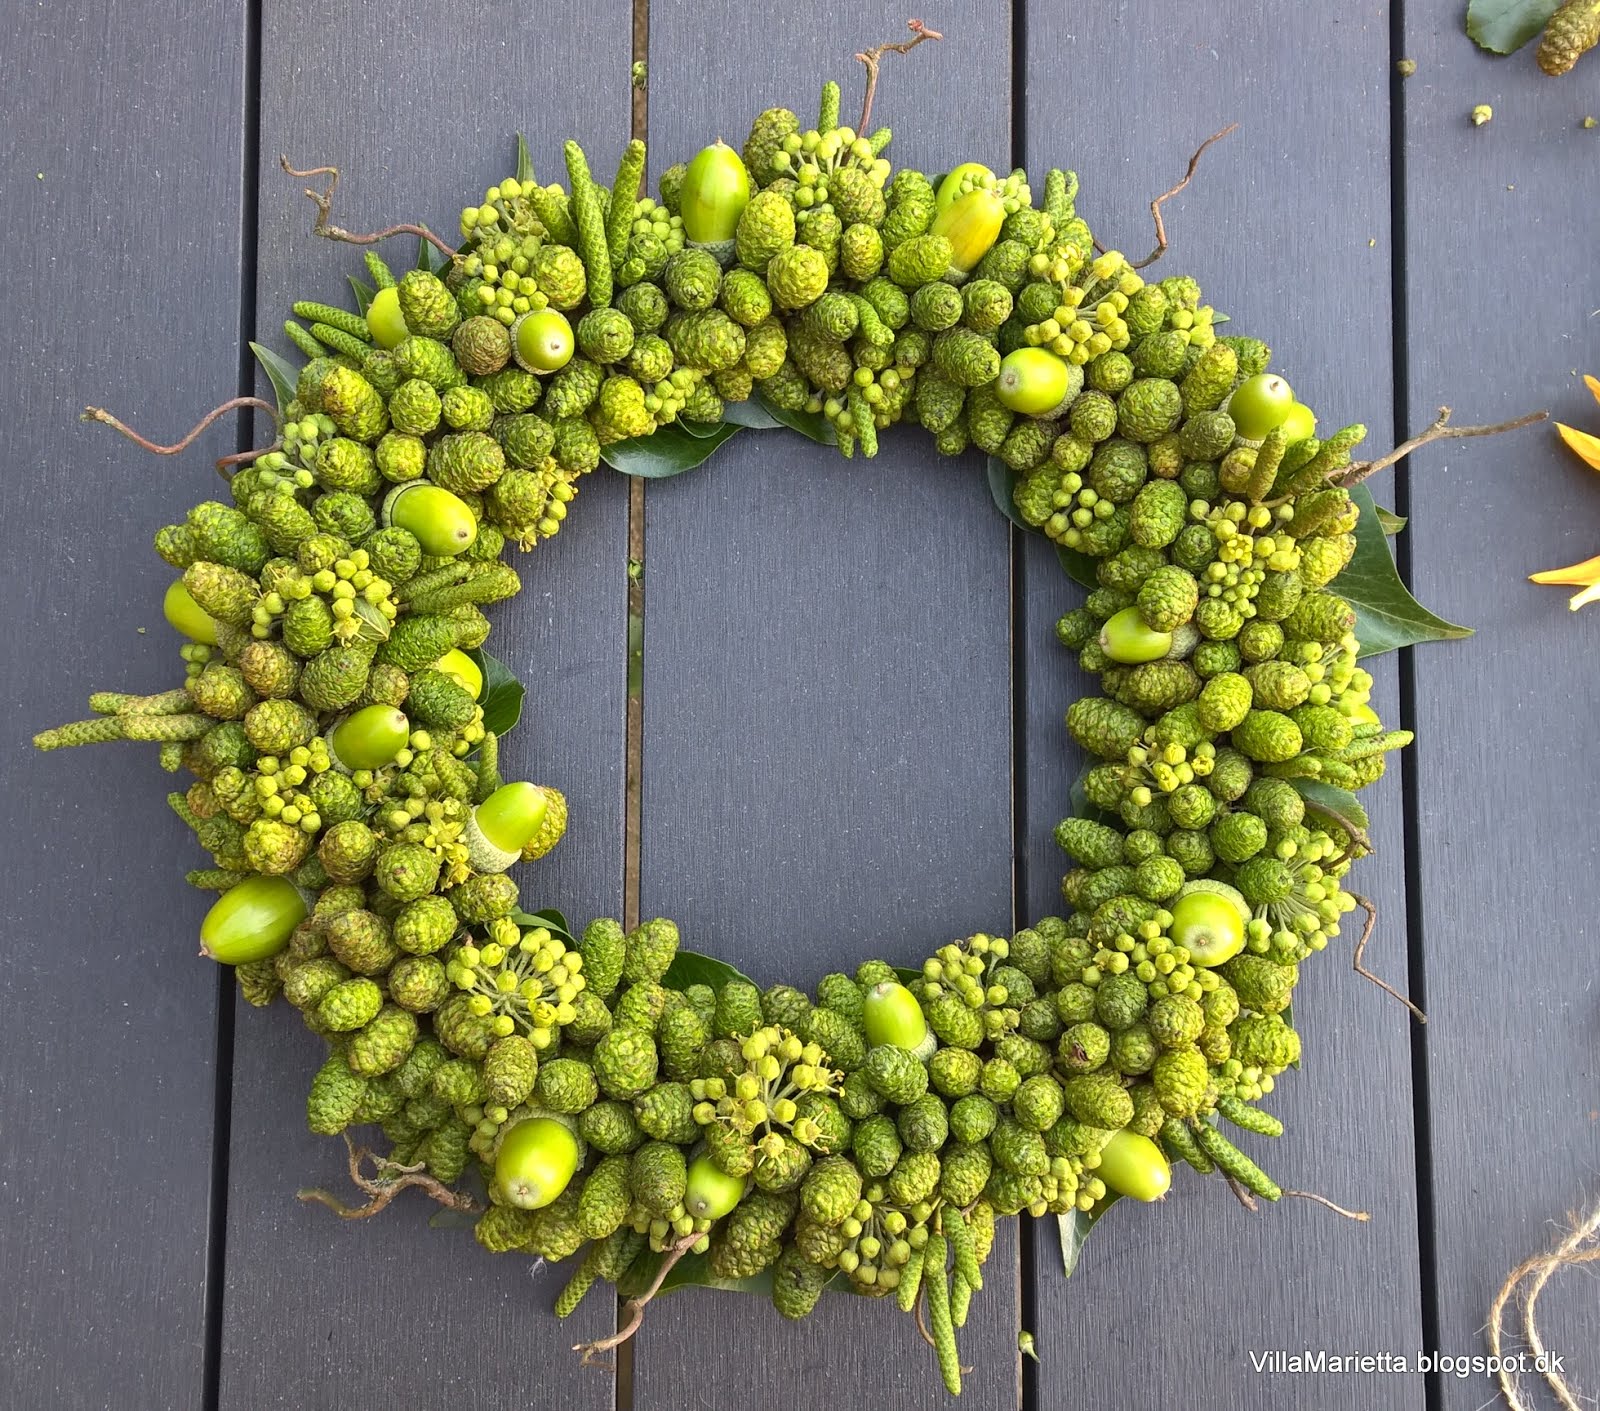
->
[765,245,830,310]
[390,379,443,437]
[1284,590,1356,644]
[593,1026,659,1099]
[577,918,626,999]
[932,326,1001,388]
[1065,696,1146,760]
[852,1114,903,1178]
[1222,955,1298,1015]
[1231,709,1304,764]
[1197,672,1254,731]
[1012,1074,1067,1132]
[183,561,259,627]
[579,1100,643,1156]
[188,502,272,575]
[397,270,460,339]
[1179,342,1240,417]
[615,981,670,1033]
[621,917,679,985]
[189,664,256,721]
[897,1092,950,1153]
[385,955,448,1014]
[534,1056,600,1115]
[307,1052,367,1135]
[805,1007,866,1072]
[798,1154,863,1227]
[440,385,495,434]
[1058,1021,1111,1074]
[1152,1045,1211,1117]
[475,1200,537,1254]
[451,315,511,376]
[714,979,764,1040]
[1128,479,1189,548]
[633,1081,699,1143]
[707,1190,795,1280]
[1116,378,1183,443]
[657,1004,708,1083]
[1062,1073,1135,1128]
[392,895,458,956]
[482,1033,538,1108]
[770,1245,829,1321]
[733,191,796,274]
[630,1140,688,1215]
[863,1045,928,1105]
[315,437,381,495]
[319,366,389,442]
[425,431,505,496]
[346,1005,418,1077]
[372,842,443,903]
[577,1154,634,1239]
[931,1047,985,1097]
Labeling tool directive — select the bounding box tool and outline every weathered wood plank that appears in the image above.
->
[0,3,249,1407]
[1399,17,1600,1409]
[634,3,1020,1405]
[216,5,633,1407]
[1022,6,1427,1407]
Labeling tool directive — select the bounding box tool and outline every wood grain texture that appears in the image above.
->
[1398,12,1600,1408]
[634,3,1020,1405]
[216,4,632,1407]
[0,4,249,1409]
[1021,6,1427,1408]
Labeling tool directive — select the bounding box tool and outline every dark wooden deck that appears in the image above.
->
[3,2,1596,1407]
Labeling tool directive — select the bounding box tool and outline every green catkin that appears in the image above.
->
[121,713,213,742]
[923,1234,961,1396]
[818,80,840,133]
[364,251,395,289]
[527,184,578,247]
[850,387,878,458]
[896,1243,926,1313]
[473,732,502,804]
[187,868,249,890]
[1160,1117,1214,1174]
[553,1257,598,1318]
[944,1204,982,1292]
[284,320,329,362]
[564,141,612,309]
[1217,1095,1284,1138]
[1044,168,1076,225]
[1194,1121,1281,1200]
[33,717,125,750]
[1282,423,1366,497]
[293,302,372,342]
[607,140,647,269]
[950,1269,972,1329]
[159,741,186,772]
[311,323,372,362]
[1247,427,1288,503]
[868,126,892,156]
[403,564,520,614]
[393,560,480,605]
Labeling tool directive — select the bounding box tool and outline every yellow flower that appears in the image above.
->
[1530,376,1600,608]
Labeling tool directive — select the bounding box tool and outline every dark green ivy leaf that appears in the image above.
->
[464,647,525,737]
[249,341,302,419]
[1342,485,1471,657]
[602,420,742,477]
[1466,0,1560,54]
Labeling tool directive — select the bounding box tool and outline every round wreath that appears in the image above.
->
[34,43,1541,1395]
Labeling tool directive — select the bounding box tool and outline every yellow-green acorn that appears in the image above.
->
[679,141,750,262]
[434,648,483,698]
[1095,1129,1171,1202]
[863,980,936,1060]
[684,1153,747,1220]
[511,309,575,374]
[465,781,550,873]
[1169,881,1250,967]
[163,579,218,645]
[366,286,410,350]
[929,189,1005,275]
[200,875,308,964]
[382,483,478,558]
[935,162,994,212]
[995,348,1072,415]
[330,704,410,771]
[1098,606,1173,665]
[495,1115,580,1210]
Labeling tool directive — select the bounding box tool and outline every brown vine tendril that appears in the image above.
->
[81,396,279,480]
[572,1230,702,1368]
[1337,407,1550,489]
[1348,893,1426,1023]
[279,157,460,263]
[296,1134,481,1220]
[1128,123,1239,269]
[855,19,944,134]
[1282,1190,1370,1222]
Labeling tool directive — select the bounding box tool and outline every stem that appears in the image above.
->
[82,396,279,479]
[296,1134,481,1220]
[1350,893,1427,1023]
[1224,1174,1259,1212]
[1282,1190,1371,1222]
[1300,797,1374,863]
[1129,124,1239,270]
[572,1231,701,1368]
[1337,407,1549,489]
[854,19,944,134]
[280,157,460,263]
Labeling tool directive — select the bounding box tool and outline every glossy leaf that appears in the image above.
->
[464,647,525,737]
[755,391,836,444]
[513,908,576,944]
[347,277,375,315]
[1058,1194,1123,1276]
[1342,485,1472,657]
[515,132,533,184]
[602,420,741,477]
[678,417,729,439]
[1289,780,1370,835]
[1375,505,1406,535]
[662,948,755,993]
[249,341,301,419]
[1466,0,1560,53]
[1055,543,1098,589]
[985,456,1032,532]
[721,397,786,431]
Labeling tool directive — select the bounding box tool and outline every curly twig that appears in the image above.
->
[1224,1174,1259,1212]
[296,1134,481,1220]
[1300,797,1375,864]
[82,397,279,479]
[1129,124,1239,269]
[855,19,943,134]
[573,1231,701,1368]
[1282,1190,1371,1222]
[913,1280,939,1349]
[1337,407,1549,489]
[280,157,459,262]
[1350,894,1426,1023]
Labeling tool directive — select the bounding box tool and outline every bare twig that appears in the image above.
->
[913,1282,939,1349]
[296,1134,480,1220]
[1338,407,1549,489]
[855,19,943,134]
[1350,894,1426,1023]
[82,396,279,480]
[280,157,459,262]
[1225,1175,1259,1212]
[1130,124,1239,269]
[216,440,283,474]
[573,1231,700,1368]
[1283,1190,1371,1222]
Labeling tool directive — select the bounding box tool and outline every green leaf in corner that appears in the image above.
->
[602,420,741,477]
[464,647,525,737]
[1055,543,1098,589]
[720,397,785,431]
[1058,1194,1122,1276]
[1287,779,1370,836]
[1341,485,1472,658]
[348,276,375,315]
[515,132,533,184]
[1375,505,1406,535]
[678,417,729,439]
[1466,0,1560,54]
[985,455,1032,532]
[416,234,436,271]
[249,341,302,419]
[754,391,836,444]
[513,908,576,944]
[662,948,756,993]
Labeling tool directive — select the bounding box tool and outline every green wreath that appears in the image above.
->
[34,43,1542,1396]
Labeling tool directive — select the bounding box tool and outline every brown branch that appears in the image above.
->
[280,157,459,262]
[573,1231,701,1368]
[82,397,279,480]
[216,440,283,474]
[1224,1174,1259,1212]
[1130,123,1239,270]
[855,19,944,134]
[296,1134,481,1220]
[913,1281,939,1349]
[1350,894,1426,1024]
[1283,1190,1371,1222]
[1338,407,1550,489]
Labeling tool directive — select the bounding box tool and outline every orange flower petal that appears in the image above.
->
[1529,552,1600,586]
[1555,421,1600,471]
[1570,580,1600,611]
[1585,374,1600,407]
